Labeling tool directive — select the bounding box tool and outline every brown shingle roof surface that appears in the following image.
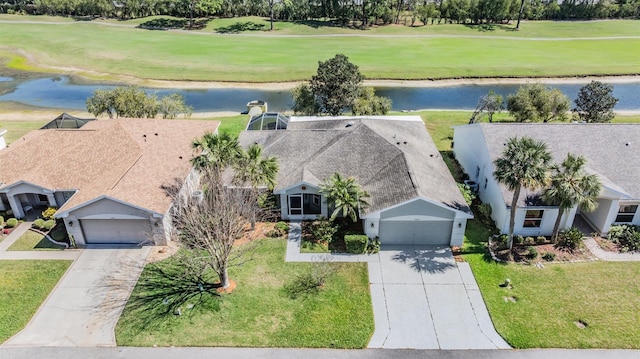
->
[239,116,469,215]
[0,119,219,214]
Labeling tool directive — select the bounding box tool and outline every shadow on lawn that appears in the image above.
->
[464,23,517,32]
[216,21,266,33]
[117,255,221,331]
[138,18,210,30]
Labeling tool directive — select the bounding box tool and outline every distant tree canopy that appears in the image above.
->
[3,0,637,24]
[507,83,570,123]
[292,54,391,116]
[86,86,192,119]
[573,81,619,123]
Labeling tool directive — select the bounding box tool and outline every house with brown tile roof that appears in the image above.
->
[0,118,219,245]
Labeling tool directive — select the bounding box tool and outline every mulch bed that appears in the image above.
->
[593,236,621,252]
[491,241,595,263]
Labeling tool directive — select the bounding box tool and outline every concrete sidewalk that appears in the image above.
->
[0,222,32,251]
[584,238,640,261]
[2,347,640,359]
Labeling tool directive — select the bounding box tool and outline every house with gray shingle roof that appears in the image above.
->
[0,118,219,246]
[239,116,472,246]
[453,123,640,236]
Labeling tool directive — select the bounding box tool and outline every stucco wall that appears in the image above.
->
[380,198,455,220]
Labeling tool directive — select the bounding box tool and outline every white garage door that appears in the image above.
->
[379,220,452,245]
[81,219,151,244]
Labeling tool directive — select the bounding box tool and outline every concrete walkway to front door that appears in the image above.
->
[3,245,151,347]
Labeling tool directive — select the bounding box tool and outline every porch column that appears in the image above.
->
[45,193,57,207]
[7,194,24,219]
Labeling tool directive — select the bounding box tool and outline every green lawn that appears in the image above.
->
[0,260,71,342]
[1,16,639,82]
[115,238,373,347]
[7,230,66,251]
[462,221,640,348]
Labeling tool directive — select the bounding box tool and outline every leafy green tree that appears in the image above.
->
[352,87,392,116]
[86,86,190,119]
[494,137,552,251]
[543,154,601,242]
[291,83,319,115]
[319,173,369,222]
[573,81,619,123]
[310,54,364,116]
[507,83,570,123]
[469,90,504,123]
[158,93,193,119]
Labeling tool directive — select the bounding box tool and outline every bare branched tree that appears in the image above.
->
[170,168,270,290]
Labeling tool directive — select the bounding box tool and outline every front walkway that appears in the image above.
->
[583,238,640,261]
[285,221,509,349]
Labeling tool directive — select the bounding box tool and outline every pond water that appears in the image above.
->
[0,77,13,82]
[1,76,639,112]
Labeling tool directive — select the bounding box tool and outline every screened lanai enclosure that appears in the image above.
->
[246,112,289,131]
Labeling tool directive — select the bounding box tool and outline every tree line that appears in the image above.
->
[2,0,638,24]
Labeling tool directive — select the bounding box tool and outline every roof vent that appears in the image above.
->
[626,142,631,147]
[155,133,158,136]
[345,121,355,128]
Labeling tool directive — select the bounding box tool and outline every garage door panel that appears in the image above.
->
[81,219,151,244]
[379,220,452,245]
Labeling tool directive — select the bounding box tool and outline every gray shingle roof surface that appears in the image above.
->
[239,116,469,215]
[476,123,640,205]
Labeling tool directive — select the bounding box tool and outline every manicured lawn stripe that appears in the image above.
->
[7,231,65,251]
[0,260,71,343]
[1,19,639,82]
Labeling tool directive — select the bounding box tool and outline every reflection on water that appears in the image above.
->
[1,76,639,112]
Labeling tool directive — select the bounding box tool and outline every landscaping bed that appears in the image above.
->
[300,218,370,254]
[116,238,374,348]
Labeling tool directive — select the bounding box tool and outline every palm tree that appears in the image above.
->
[191,132,241,181]
[319,173,369,222]
[232,144,279,190]
[543,154,601,243]
[494,137,552,251]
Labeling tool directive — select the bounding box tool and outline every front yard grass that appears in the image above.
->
[0,260,71,342]
[115,238,373,347]
[7,231,65,251]
[463,220,640,348]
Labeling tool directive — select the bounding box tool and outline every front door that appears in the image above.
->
[289,195,302,215]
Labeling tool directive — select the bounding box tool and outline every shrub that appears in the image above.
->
[366,237,380,254]
[525,246,538,260]
[51,228,67,242]
[476,203,495,228]
[0,215,4,226]
[457,183,476,205]
[556,227,584,251]
[514,235,525,245]
[33,219,45,229]
[607,225,640,253]
[536,236,547,244]
[41,207,57,221]
[42,220,56,230]
[309,217,338,244]
[6,218,18,228]
[524,236,536,245]
[542,252,557,262]
[284,259,337,299]
[345,234,367,254]
[274,221,289,233]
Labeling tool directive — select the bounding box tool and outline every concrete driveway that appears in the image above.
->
[368,245,510,349]
[3,245,151,347]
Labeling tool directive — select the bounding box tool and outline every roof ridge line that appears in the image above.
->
[108,154,144,190]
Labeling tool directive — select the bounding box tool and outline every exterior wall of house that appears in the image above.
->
[62,198,160,246]
[279,183,328,220]
[454,125,576,237]
[0,182,58,218]
[0,129,6,151]
[584,198,618,233]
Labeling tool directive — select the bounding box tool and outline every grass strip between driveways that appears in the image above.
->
[115,238,373,348]
[462,220,640,349]
[0,260,71,343]
[7,230,66,251]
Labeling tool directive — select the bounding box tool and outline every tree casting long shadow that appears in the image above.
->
[216,21,266,34]
[391,247,457,273]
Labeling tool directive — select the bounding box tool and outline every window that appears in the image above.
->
[615,205,638,223]
[475,166,480,179]
[484,177,488,190]
[38,194,48,202]
[523,210,544,228]
[312,194,321,206]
